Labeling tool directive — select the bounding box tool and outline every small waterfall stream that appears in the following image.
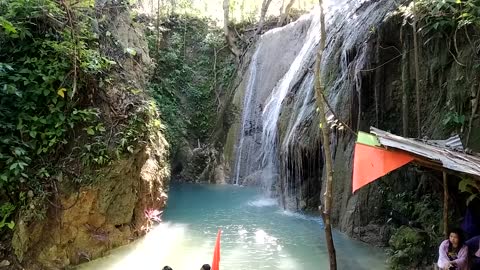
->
[234,47,261,185]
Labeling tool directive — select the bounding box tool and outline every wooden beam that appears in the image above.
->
[443,171,449,238]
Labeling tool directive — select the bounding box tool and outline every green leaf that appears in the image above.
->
[467,194,477,205]
[86,127,95,135]
[57,88,66,98]
[13,147,24,156]
[9,163,17,170]
[459,178,477,193]
[0,17,17,35]
[7,221,15,229]
[18,161,27,170]
[29,131,37,138]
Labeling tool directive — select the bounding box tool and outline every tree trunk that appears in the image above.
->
[223,0,240,59]
[156,0,161,53]
[413,0,421,137]
[240,0,245,22]
[279,0,285,18]
[467,82,480,146]
[277,0,295,27]
[401,28,410,137]
[374,32,382,127]
[255,0,273,35]
[314,1,337,269]
[170,0,176,14]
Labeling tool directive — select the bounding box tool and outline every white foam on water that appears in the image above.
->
[247,198,278,207]
[278,210,324,226]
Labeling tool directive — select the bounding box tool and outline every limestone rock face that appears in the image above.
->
[12,140,169,269]
[178,145,226,184]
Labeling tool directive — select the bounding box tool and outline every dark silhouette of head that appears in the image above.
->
[200,264,211,270]
[163,266,173,270]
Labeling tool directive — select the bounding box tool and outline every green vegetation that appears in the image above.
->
[385,190,443,269]
[418,0,480,40]
[415,0,480,135]
[389,226,432,269]
[0,0,162,234]
[0,202,15,230]
[459,177,480,205]
[0,0,113,229]
[147,14,235,152]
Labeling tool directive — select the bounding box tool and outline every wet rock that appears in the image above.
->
[241,171,263,186]
[178,145,225,183]
[352,224,391,247]
[213,163,226,184]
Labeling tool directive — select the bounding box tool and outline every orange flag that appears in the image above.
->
[212,229,221,270]
[352,143,414,193]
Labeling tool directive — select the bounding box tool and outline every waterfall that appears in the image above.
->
[231,11,315,187]
[280,75,316,207]
[230,0,400,210]
[233,47,261,185]
[260,11,320,202]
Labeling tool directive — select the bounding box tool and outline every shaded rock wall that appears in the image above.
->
[13,142,169,268]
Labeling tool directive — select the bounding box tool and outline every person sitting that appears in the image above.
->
[438,228,469,270]
[461,204,480,240]
[466,236,480,270]
[162,266,173,270]
[200,264,211,270]
[477,247,480,269]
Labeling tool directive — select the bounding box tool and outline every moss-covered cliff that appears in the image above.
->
[0,1,170,268]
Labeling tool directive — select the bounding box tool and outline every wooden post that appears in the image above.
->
[443,171,449,238]
[314,1,337,269]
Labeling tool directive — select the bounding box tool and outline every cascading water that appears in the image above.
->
[280,74,316,208]
[233,47,261,185]
[260,11,320,205]
[231,13,314,187]
[231,0,400,211]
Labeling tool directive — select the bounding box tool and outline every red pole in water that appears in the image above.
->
[212,229,221,270]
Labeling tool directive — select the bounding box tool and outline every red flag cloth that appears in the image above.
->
[352,143,414,193]
[212,229,221,270]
